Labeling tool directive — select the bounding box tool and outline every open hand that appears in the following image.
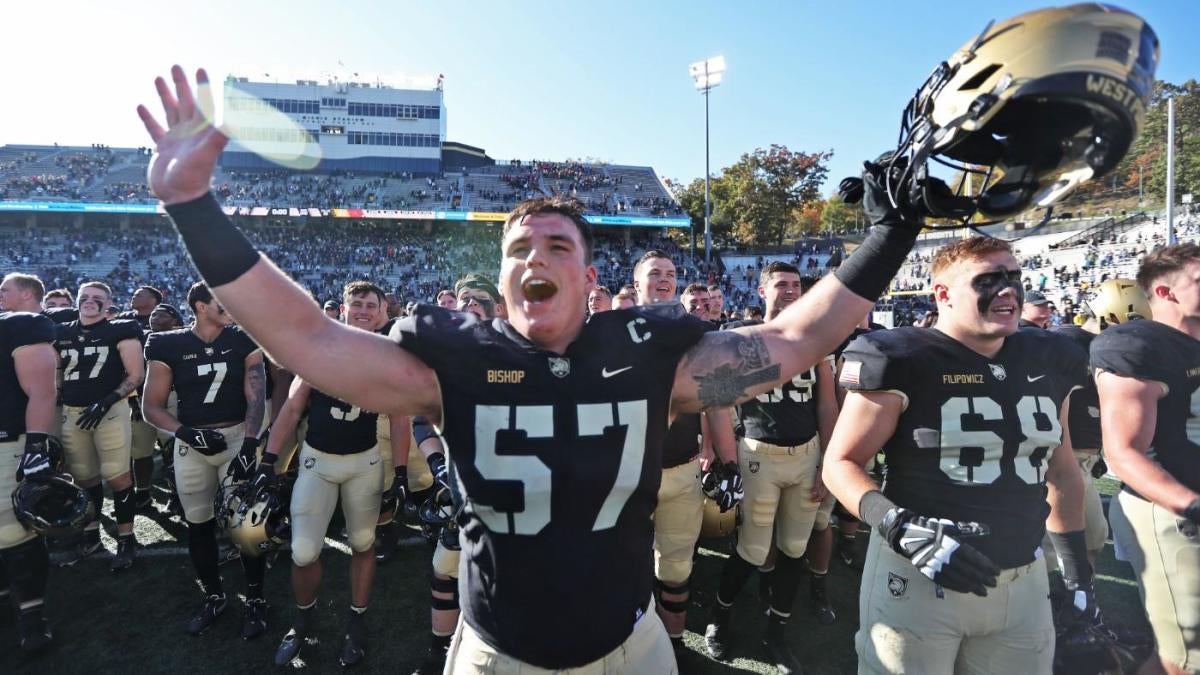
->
[136,65,228,205]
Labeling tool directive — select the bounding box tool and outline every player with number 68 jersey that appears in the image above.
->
[823,236,1091,674]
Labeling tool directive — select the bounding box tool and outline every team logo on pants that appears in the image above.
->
[748,461,759,474]
[304,457,316,469]
[888,572,908,598]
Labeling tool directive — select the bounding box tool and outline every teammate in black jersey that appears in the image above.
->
[0,309,61,653]
[706,262,840,671]
[1094,245,1200,675]
[140,66,918,671]
[823,236,1090,673]
[1,275,76,445]
[53,281,145,569]
[632,264,740,667]
[262,281,403,668]
[41,289,73,310]
[410,274,505,675]
[142,282,269,637]
[116,285,163,330]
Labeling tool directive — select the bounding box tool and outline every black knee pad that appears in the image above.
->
[430,575,459,611]
[655,577,690,614]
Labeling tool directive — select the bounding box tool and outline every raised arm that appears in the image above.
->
[137,66,439,419]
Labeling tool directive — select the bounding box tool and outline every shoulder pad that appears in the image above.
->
[1090,321,1167,381]
[2,311,55,350]
[839,328,923,391]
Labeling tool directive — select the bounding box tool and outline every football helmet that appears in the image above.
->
[215,476,291,556]
[11,472,96,537]
[418,482,461,528]
[1086,278,1151,325]
[884,4,1158,223]
[699,497,737,539]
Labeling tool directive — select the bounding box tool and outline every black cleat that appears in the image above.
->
[704,614,732,661]
[836,537,860,570]
[110,535,136,572]
[810,579,837,626]
[17,607,53,654]
[134,490,155,514]
[338,616,367,667]
[57,530,101,567]
[764,633,804,675]
[218,540,241,565]
[241,598,269,640]
[186,594,227,636]
[758,574,773,616]
[274,627,307,666]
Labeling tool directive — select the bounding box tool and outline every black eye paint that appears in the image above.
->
[971,270,1024,315]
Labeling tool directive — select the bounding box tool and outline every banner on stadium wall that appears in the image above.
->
[0,200,691,228]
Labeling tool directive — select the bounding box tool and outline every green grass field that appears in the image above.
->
[0,482,1150,674]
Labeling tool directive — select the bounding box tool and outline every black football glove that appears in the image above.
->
[76,392,122,431]
[130,399,144,423]
[176,426,227,456]
[878,508,1000,596]
[226,436,260,483]
[704,461,743,512]
[16,432,62,481]
[1090,457,1108,480]
[427,452,451,492]
[245,452,277,502]
[386,466,409,505]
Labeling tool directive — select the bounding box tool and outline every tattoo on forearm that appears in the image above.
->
[244,362,266,436]
[115,379,139,398]
[685,332,781,409]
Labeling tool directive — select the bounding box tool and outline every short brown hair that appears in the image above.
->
[617,284,636,299]
[759,261,800,289]
[590,285,612,298]
[930,237,1014,280]
[3,273,44,300]
[1137,243,1200,295]
[681,282,708,297]
[44,288,73,304]
[78,281,113,299]
[504,195,594,262]
[343,280,386,305]
[634,249,672,277]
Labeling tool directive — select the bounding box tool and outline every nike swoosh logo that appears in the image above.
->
[369,459,380,465]
[221,349,232,355]
[1027,375,1046,382]
[601,366,633,378]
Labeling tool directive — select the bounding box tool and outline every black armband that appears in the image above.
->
[164,192,261,287]
[858,490,899,530]
[259,452,277,466]
[834,223,919,301]
[1048,530,1092,586]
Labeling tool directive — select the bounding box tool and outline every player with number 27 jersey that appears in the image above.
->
[840,326,1087,568]
[391,303,709,669]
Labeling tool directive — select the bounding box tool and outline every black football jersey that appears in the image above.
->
[1053,325,1102,450]
[144,326,260,427]
[116,310,151,330]
[0,312,56,441]
[841,326,1087,569]
[391,303,709,668]
[1091,320,1200,493]
[54,318,142,407]
[43,307,78,324]
[725,318,825,444]
[304,388,379,455]
[662,413,702,467]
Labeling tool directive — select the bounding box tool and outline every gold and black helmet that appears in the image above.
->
[1087,277,1151,325]
[891,4,1158,222]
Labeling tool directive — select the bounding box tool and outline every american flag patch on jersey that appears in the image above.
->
[840,360,862,387]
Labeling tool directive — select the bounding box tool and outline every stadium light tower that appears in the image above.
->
[689,55,725,267]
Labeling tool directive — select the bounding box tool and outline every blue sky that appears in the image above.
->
[2,0,1195,193]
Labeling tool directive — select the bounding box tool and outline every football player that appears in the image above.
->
[117,285,163,330]
[612,284,637,310]
[705,262,840,671]
[1044,279,1150,573]
[588,285,612,316]
[53,281,144,569]
[142,282,268,637]
[823,236,1091,674]
[707,284,726,325]
[1,275,75,445]
[147,303,185,515]
[635,261,741,665]
[265,280,399,667]
[0,306,61,652]
[411,273,504,675]
[140,66,918,671]
[41,289,73,310]
[1094,244,1200,675]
